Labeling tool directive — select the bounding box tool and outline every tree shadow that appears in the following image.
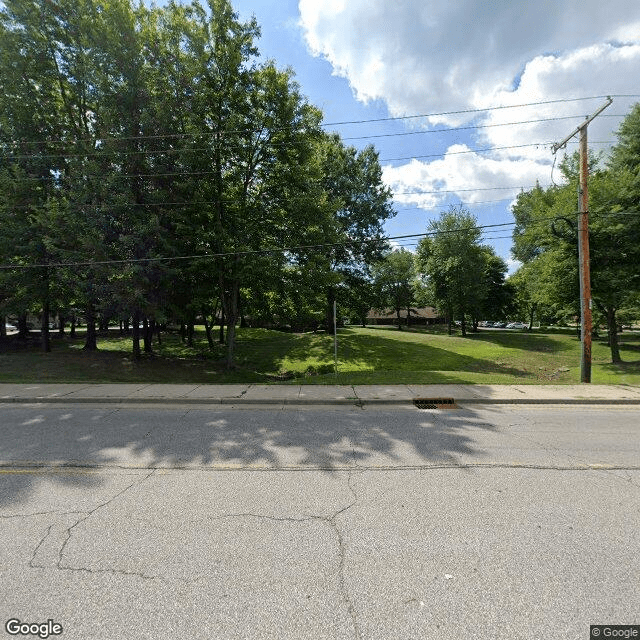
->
[0,404,502,507]
[464,331,575,353]
[284,328,530,379]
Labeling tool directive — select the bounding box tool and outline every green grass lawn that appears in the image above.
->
[1,325,639,385]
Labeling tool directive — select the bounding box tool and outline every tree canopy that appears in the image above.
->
[0,0,395,365]
[509,103,640,362]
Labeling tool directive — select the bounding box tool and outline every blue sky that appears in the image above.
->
[231,0,640,272]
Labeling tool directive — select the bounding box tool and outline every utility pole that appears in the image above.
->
[333,299,338,377]
[551,96,612,383]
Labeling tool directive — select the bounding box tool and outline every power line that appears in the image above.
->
[0,218,564,271]
[1,209,637,271]
[0,221,521,270]
[380,140,616,163]
[321,95,640,127]
[340,114,625,142]
[394,185,549,195]
[2,100,634,151]
[0,185,544,212]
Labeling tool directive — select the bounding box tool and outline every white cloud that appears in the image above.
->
[506,258,523,276]
[298,0,640,119]
[382,145,546,210]
[299,0,640,205]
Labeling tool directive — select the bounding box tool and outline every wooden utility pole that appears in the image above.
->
[551,97,612,383]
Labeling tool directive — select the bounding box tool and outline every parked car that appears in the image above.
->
[493,321,507,328]
[5,323,17,332]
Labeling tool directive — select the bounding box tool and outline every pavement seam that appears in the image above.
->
[2,461,639,472]
[3,397,640,406]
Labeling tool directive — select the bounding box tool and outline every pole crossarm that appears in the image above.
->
[551,96,613,154]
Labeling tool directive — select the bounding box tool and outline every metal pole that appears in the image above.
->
[333,299,338,377]
[578,123,592,383]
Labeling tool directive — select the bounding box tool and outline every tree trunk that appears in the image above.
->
[325,287,335,333]
[143,317,152,354]
[460,314,467,337]
[187,320,195,348]
[0,317,6,339]
[528,304,536,331]
[218,309,225,344]
[132,311,141,360]
[41,299,51,353]
[396,307,402,330]
[70,315,76,338]
[202,307,214,350]
[606,306,622,364]
[58,315,65,336]
[18,313,29,339]
[83,303,97,351]
[406,307,411,328]
[223,280,240,369]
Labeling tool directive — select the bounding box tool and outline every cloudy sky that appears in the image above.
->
[231,0,640,270]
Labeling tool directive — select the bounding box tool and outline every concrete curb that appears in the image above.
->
[1,396,640,406]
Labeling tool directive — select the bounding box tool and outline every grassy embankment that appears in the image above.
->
[1,325,639,385]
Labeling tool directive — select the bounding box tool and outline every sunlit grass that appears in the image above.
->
[1,324,638,385]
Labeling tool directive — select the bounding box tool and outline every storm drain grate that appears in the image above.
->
[413,397,457,410]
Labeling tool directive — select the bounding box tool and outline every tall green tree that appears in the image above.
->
[416,207,486,336]
[371,249,416,329]
[317,134,395,330]
[511,105,640,363]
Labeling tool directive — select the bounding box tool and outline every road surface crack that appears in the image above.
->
[204,470,362,639]
[29,524,54,568]
[315,468,361,640]
[0,510,86,519]
[56,469,157,573]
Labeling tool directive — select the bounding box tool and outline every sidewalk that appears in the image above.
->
[1,383,640,406]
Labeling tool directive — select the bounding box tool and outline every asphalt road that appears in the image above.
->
[1,404,639,640]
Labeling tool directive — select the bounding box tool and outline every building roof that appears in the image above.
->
[366,306,441,320]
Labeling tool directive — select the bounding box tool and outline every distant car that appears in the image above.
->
[484,321,494,327]
[512,322,528,329]
[493,321,507,328]
[5,323,17,332]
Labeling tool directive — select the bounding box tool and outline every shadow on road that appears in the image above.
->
[0,404,502,506]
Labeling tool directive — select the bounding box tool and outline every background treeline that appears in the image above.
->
[0,0,394,366]
[508,103,640,363]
